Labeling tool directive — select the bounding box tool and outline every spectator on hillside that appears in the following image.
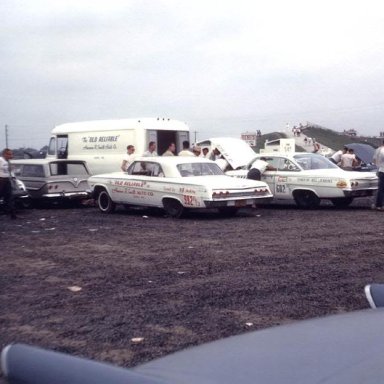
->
[312,139,321,153]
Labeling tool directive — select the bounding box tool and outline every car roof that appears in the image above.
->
[132,156,215,165]
[11,159,88,165]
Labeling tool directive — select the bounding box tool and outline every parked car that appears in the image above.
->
[345,143,377,172]
[11,159,91,206]
[88,157,273,217]
[226,152,378,208]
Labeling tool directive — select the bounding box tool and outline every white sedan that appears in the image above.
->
[226,152,378,208]
[88,157,273,217]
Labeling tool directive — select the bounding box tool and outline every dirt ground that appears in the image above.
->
[1,199,384,380]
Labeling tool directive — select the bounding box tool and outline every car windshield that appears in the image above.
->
[293,154,338,170]
[177,162,224,177]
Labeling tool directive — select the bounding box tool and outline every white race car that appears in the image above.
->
[227,152,378,208]
[88,157,273,217]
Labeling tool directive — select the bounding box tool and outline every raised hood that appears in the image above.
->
[196,138,256,170]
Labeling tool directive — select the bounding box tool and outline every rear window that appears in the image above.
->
[49,163,89,176]
[177,162,223,177]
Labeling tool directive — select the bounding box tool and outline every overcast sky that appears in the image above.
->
[1,0,384,149]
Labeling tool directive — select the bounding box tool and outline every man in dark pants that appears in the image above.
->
[373,140,384,211]
[0,148,16,219]
[247,157,276,180]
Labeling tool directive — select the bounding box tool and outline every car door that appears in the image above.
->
[273,157,300,199]
[259,156,279,194]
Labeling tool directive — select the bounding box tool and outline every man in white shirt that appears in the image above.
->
[330,147,347,164]
[340,148,357,170]
[143,142,158,157]
[178,141,194,157]
[162,143,176,156]
[121,145,136,171]
[373,140,384,210]
[0,148,16,218]
[247,157,276,180]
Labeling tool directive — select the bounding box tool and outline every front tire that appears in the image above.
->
[163,199,184,218]
[97,190,116,213]
[293,190,320,209]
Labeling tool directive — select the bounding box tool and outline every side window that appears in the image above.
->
[129,161,151,175]
[263,157,280,170]
[278,159,300,171]
[48,137,56,156]
[22,165,45,177]
[150,163,164,177]
[129,162,145,175]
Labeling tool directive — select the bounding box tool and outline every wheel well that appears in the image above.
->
[93,186,106,199]
[292,189,319,199]
[162,197,183,206]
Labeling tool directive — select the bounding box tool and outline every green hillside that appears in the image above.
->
[302,124,381,150]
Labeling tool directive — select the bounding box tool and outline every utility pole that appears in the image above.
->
[5,124,9,148]
[193,130,198,143]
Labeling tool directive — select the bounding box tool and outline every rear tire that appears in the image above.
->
[97,190,115,213]
[163,199,184,218]
[331,197,353,208]
[293,190,320,209]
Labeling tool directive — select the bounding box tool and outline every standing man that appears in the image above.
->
[162,143,176,156]
[120,145,136,171]
[178,141,194,156]
[330,146,347,164]
[143,141,158,157]
[0,148,16,219]
[340,148,357,170]
[373,140,384,210]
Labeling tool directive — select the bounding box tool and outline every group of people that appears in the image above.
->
[329,146,360,170]
[120,141,210,171]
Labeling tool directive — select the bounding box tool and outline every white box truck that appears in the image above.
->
[46,118,190,174]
